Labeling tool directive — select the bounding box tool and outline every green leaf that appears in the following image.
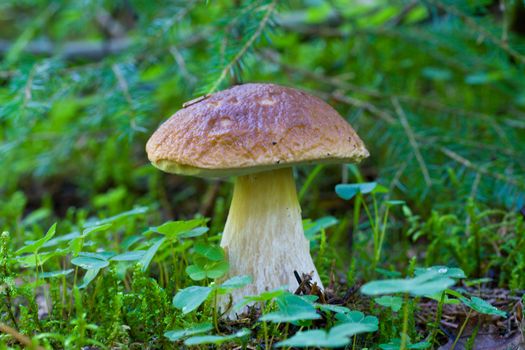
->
[424,291,461,305]
[40,269,74,278]
[371,184,389,194]
[260,293,321,323]
[110,250,146,262]
[335,182,378,200]
[179,227,209,238]
[82,223,112,236]
[173,286,212,314]
[89,207,148,226]
[276,329,349,348]
[185,264,207,281]
[78,268,100,289]
[164,323,213,342]
[153,218,207,238]
[335,310,379,328]
[361,271,456,296]
[194,242,225,261]
[71,256,109,270]
[306,3,333,24]
[16,223,57,255]
[414,266,466,279]
[68,236,84,256]
[330,320,378,337]
[315,304,351,314]
[276,313,378,348]
[465,71,503,85]
[422,67,452,81]
[184,329,250,345]
[218,275,253,290]
[375,296,403,312]
[17,252,57,267]
[235,288,287,310]
[386,200,406,206]
[380,338,431,349]
[22,208,51,227]
[79,251,112,260]
[43,231,81,248]
[303,216,338,240]
[205,260,229,279]
[186,259,229,280]
[139,237,166,272]
[335,184,359,200]
[460,296,506,317]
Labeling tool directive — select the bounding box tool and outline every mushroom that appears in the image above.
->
[146,83,369,313]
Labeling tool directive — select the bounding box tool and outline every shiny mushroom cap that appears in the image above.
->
[146,83,369,177]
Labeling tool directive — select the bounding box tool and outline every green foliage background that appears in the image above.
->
[1,0,525,348]
[2,0,524,214]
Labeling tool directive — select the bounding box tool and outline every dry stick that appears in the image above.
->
[23,65,37,107]
[112,64,133,105]
[0,323,45,350]
[207,0,278,94]
[438,146,524,189]
[392,98,432,187]
[169,46,196,85]
[331,93,396,124]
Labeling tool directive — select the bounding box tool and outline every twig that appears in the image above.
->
[0,323,45,350]
[387,1,419,27]
[438,146,524,188]
[207,0,277,93]
[392,98,432,187]
[331,92,396,124]
[111,64,133,105]
[0,37,132,61]
[169,46,195,85]
[23,65,37,106]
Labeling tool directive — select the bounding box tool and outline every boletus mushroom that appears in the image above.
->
[146,83,368,314]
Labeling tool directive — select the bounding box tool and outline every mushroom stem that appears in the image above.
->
[219,167,323,312]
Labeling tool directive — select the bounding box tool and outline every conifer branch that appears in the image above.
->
[392,98,432,187]
[207,0,278,93]
[438,146,524,189]
[430,0,525,65]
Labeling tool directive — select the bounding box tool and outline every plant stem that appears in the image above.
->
[430,291,446,349]
[450,310,472,350]
[399,292,410,350]
[213,289,219,333]
[376,206,390,264]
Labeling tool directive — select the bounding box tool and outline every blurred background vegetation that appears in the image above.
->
[1,0,525,347]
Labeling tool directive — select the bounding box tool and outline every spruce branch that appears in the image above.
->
[429,0,525,65]
[206,0,278,94]
[392,98,432,187]
[438,146,524,189]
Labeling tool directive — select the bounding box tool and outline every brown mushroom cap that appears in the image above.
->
[146,83,369,177]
